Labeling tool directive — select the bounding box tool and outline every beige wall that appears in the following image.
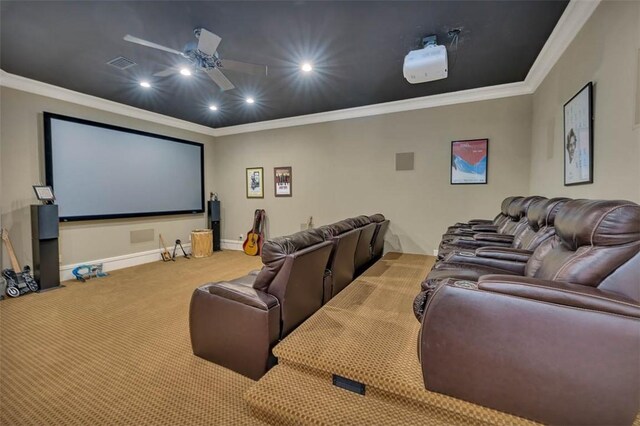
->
[214,96,532,254]
[0,87,215,268]
[529,0,640,202]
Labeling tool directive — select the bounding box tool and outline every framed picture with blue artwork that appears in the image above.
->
[450,139,489,185]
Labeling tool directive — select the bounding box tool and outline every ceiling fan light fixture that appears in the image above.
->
[301,62,313,73]
[180,68,192,76]
[139,81,151,88]
[246,97,255,104]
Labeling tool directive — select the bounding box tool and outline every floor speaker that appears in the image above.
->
[208,200,221,251]
[31,204,61,291]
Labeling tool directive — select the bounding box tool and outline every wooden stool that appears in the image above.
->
[191,229,213,258]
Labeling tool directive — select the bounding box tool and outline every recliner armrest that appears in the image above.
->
[207,282,279,311]
[473,233,514,243]
[189,282,281,380]
[470,224,498,232]
[468,219,494,225]
[475,247,532,262]
[448,236,512,250]
[441,252,526,275]
[478,275,640,318]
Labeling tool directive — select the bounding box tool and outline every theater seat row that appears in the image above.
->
[415,196,640,425]
[189,214,389,379]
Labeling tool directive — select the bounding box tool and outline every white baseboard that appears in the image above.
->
[60,243,191,281]
[221,239,243,251]
[59,239,243,281]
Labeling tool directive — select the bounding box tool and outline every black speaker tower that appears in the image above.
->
[31,204,61,291]
[208,200,221,251]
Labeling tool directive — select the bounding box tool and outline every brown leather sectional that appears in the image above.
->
[189,214,389,379]
[416,197,640,425]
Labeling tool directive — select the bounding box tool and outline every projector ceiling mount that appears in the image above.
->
[123,28,267,91]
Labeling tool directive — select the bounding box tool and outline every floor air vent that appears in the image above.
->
[107,56,137,70]
[332,374,365,395]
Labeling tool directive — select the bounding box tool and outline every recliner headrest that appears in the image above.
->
[540,197,571,228]
[508,196,545,220]
[318,221,354,239]
[345,215,371,228]
[501,196,522,215]
[554,199,640,250]
[369,213,386,223]
[525,198,549,231]
[261,228,325,264]
[253,228,326,291]
[527,197,570,230]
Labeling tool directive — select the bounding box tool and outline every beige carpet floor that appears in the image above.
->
[0,250,265,426]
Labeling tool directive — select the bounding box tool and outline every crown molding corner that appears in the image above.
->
[0,69,217,138]
[524,0,601,92]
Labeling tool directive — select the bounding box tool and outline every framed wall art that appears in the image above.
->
[450,139,489,185]
[246,167,264,198]
[563,82,594,186]
[274,166,292,197]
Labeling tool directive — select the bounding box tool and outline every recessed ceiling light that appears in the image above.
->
[301,63,313,73]
[246,97,255,104]
[180,68,192,76]
[209,105,218,111]
[140,81,151,88]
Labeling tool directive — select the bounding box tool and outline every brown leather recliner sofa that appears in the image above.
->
[190,213,390,379]
[418,199,640,425]
[424,197,570,289]
[438,195,546,259]
[189,228,332,380]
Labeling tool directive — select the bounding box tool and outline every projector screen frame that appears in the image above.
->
[43,112,205,222]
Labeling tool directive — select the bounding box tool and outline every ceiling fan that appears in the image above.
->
[123,28,267,91]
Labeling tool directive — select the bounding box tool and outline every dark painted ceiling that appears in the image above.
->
[1,1,568,129]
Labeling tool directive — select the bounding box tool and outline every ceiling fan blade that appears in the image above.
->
[153,67,178,77]
[205,68,235,91]
[124,35,185,57]
[220,59,268,76]
[196,28,222,56]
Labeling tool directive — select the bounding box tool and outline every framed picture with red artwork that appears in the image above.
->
[450,139,489,185]
[274,166,292,197]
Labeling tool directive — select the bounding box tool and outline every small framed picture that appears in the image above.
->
[563,82,594,186]
[274,167,292,197]
[33,185,55,201]
[246,167,264,198]
[451,139,489,185]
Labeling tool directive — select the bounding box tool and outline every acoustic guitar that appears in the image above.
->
[243,209,265,256]
[1,229,39,297]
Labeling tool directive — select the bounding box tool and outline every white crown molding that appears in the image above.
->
[213,81,531,136]
[524,0,600,91]
[0,0,598,138]
[0,69,217,137]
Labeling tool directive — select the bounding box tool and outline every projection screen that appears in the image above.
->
[44,113,204,221]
